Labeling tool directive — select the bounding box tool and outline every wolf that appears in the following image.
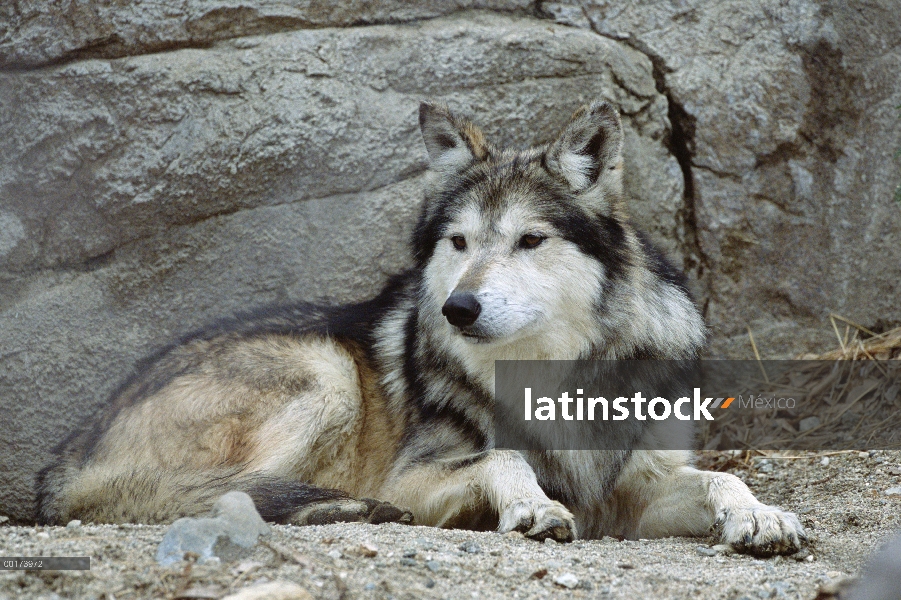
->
[38,100,805,555]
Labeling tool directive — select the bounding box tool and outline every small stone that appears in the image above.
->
[231,561,264,576]
[505,531,524,539]
[399,558,416,567]
[424,578,436,588]
[544,537,557,545]
[0,516,9,525]
[696,546,718,557]
[858,451,869,459]
[327,549,342,560]
[363,583,376,591]
[425,560,441,572]
[156,491,270,566]
[530,568,548,579]
[554,573,579,589]
[820,457,830,466]
[180,585,226,598]
[458,541,481,554]
[712,544,735,556]
[36,531,50,540]
[826,570,843,579]
[344,543,377,558]
[65,520,82,530]
[884,487,901,496]
[798,416,820,432]
[402,549,417,558]
[222,581,312,600]
[792,549,811,561]
[887,466,901,476]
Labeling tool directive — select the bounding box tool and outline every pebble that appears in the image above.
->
[156,491,270,566]
[544,537,557,545]
[858,451,869,459]
[399,558,417,567]
[771,581,791,597]
[792,549,812,561]
[222,581,312,600]
[799,416,820,432]
[0,516,9,525]
[820,457,830,466]
[344,543,378,558]
[65,520,82,530]
[554,572,579,589]
[711,544,735,556]
[425,560,442,572]
[696,546,718,557]
[884,487,901,496]
[458,541,481,554]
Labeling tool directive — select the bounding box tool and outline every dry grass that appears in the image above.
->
[698,319,901,455]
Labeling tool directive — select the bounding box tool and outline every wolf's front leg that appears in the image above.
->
[632,459,806,556]
[382,449,576,542]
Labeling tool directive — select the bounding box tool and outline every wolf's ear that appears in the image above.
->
[419,101,490,173]
[545,101,624,193]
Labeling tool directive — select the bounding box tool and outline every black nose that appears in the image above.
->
[442,293,481,328]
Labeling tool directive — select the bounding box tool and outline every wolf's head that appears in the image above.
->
[412,101,640,358]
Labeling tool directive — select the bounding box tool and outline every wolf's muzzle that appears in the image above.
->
[442,292,481,328]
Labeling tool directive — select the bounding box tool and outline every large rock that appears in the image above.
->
[565,0,901,357]
[0,1,534,68]
[0,11,682,522]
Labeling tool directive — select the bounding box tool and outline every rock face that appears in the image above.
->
[0,1,899,522]
[567,0,901,356]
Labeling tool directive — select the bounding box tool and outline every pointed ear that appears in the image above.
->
[419,101,490,173]
[544,101,624,192]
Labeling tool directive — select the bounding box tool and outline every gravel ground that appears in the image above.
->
[2,451,900,600]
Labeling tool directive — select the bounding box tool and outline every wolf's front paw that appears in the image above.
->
[498,498,576,542]
[714,505,806,556]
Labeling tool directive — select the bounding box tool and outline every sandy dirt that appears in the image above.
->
[2,450,900,600]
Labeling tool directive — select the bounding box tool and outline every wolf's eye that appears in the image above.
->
[519,234,546,249]
[451,235,467,251]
